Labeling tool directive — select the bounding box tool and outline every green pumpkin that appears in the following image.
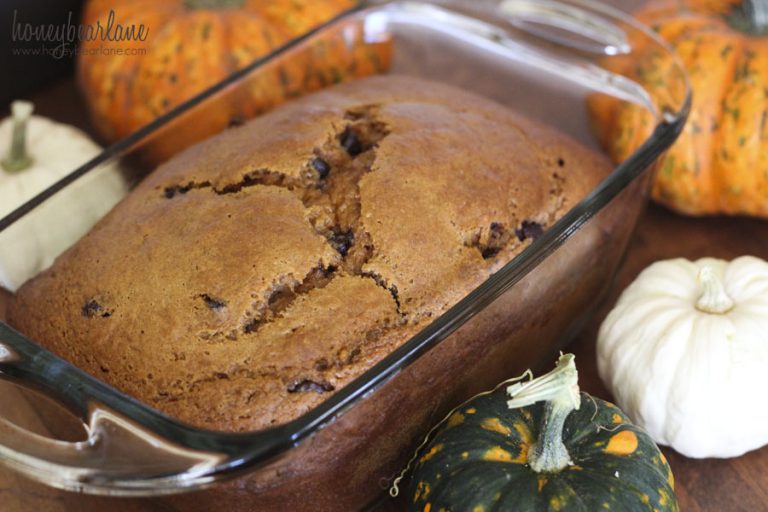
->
[406,355,677,512]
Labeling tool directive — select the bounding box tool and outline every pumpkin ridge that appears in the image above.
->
[543,477,590,512]
[407,358,677,511]
[214,11,237,76]
[425,410,531,463]
[711,42,752,211]
[601,307,695,414]
[557,464,656,511]
[574,446,675,491]
[444,462,533,506]
[488,479,535,512]
[593,0,768,216]
[569,427,678,510]
[218,9,285,77]
[716,43,768,213]
[568,398,621,437]
[671,30,742,212]
[488,476,541,510]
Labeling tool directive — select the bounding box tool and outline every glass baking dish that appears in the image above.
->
[0,0,689,510]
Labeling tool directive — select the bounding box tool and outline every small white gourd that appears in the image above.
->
[0,100,128,291]
[597,256,768,458]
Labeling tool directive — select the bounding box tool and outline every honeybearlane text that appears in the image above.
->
[11,9,149,48]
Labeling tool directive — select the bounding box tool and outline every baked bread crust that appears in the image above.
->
[9,76,609,431]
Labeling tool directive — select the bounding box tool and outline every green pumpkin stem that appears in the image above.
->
[2,100,34,173]
[507,353,580,473]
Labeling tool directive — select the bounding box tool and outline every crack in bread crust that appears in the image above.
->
[156,107,405,399]
[241,263,337,336]
[164,105,404,333]
[8,76,611,433]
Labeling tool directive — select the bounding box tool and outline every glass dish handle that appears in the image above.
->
[498,0,631,55]
[0,323,225,495]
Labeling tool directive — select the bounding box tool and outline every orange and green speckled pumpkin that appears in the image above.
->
[77,0,392,162]
[589,0,768,217]
[407,355,677,511]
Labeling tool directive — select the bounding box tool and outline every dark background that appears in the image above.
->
[1,0,84,105]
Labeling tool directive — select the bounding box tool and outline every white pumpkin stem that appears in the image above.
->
[2,100,34,173]
[696,266,734,314]
[507,353,580,473]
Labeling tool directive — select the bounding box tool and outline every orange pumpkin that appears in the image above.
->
[77,0,392,162]
[590,0,768,217]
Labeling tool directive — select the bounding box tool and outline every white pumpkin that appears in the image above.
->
[597,256,768,458]
[0,101,128,292]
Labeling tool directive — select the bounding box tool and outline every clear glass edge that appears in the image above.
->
[0,0,692,494]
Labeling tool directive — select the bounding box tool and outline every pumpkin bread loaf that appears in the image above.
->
[8,76,610,432]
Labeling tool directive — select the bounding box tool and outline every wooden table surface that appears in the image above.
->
[570,207,768,512]
[2,76,768,510]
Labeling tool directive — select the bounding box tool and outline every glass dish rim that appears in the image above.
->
[0,0,691,488]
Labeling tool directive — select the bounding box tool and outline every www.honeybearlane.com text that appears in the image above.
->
[10,9,149,50]
[11,44,148,59]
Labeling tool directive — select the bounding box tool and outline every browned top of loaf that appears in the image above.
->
[9,76,609,432]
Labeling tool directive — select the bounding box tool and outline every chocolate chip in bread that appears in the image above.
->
[8,75,610,431]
